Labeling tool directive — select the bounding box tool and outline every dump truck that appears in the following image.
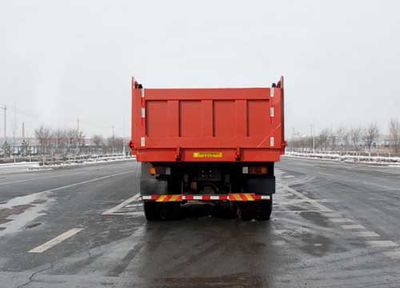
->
[130,77,285,221]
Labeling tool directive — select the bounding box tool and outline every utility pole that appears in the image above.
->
[112,125,115,154]
[0,105,6,142]
[310,124,315,152]
[22,122,25,139]
[13,104,16,149]
[76,118,80,152]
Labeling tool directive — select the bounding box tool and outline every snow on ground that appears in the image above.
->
[0,162,40,174]
[285,151,400,167]
[35,155,135,170]
[0,155,136,174]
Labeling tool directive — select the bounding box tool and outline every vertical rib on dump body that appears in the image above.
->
[131,77,285,162]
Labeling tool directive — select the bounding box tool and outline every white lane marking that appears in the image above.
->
[102,193,140,215]
[278,184,332,212]
[276,199,322,205]
[125,203,142,208]
[321,212,341,218]
[29,228,84,253]
[34,171,132,195]
[352,231,380,237]
[330,218,354,223]
[383,249,400,259]
[111,211,143,216]
[273,209,331,213]
[341,224,366,230]
[0,172,84,186]
[366,240,398,248]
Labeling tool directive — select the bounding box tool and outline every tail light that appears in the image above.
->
[242,166,268,175]
[149,166,171,176]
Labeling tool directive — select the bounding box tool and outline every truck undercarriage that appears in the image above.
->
[140,162,275,221]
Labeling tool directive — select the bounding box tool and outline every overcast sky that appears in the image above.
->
[1,0,399,139]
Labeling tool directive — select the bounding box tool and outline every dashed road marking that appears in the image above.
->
[37,171,132,194]
[352,231,380,238]
[341,224,366,230]
[0,172,85,186]
[330,218,354,223]
[125,203,142,208]
[278,183,332,212]
[102,193,140,215]
[383,249,400,259]
[274,210,328,213]
[278,171,400,261]
[29,228,84,253]
[366,240,398,248]
[321,212,341,218]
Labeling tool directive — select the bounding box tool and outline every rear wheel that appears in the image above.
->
[212,203,236,219]
[236,203,255,221]
[255,199,272,221]
[143,202,161,221]
[159,203,182,220]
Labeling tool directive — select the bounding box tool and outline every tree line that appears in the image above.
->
[1,125,127,157]
[288,119,400,154]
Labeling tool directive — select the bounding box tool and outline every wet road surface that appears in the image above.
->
[0,158,400,287]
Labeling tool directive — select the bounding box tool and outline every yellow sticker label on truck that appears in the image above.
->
[193,152,223,158]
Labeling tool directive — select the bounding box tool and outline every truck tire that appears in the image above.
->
[236,203,255,221]
[143,202,161,221]
[212,203,236,219]
[255,199,272,221]
[159,203,182,220]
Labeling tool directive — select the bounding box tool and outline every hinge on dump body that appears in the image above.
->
[235,147,241,161]
[176,147,181,161]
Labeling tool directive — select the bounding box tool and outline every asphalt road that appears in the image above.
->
[0,158,400,288]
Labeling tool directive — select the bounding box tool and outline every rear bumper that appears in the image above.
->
[141,193,271,202]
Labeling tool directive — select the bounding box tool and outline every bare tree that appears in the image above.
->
[389,119,400,153]
[114,137,125,152]
[92,135,104,148]
[2,141,11,158]
[92,135,104,153]
[53,129,67,152]
[363,123,379,151]
[327,129,337,150]
[336,127,349,151]
[349,127,363,151]
[20,139,30,156]
[66,129,85,152]
[35,126,52,154]
[317,129,330,151]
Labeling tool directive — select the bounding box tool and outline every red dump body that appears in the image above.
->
[131,78,285,162]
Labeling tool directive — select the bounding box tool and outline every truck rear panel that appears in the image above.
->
[131,78,285,162]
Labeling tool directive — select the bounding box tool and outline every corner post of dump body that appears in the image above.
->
[131,77,136,153]
[131,77,144,154]
[279,76,286,152]
[140,83,146,145]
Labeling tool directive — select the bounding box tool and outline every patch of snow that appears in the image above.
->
[0,191,52,237]
[0,162,40,174]
[285,152,400,167]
